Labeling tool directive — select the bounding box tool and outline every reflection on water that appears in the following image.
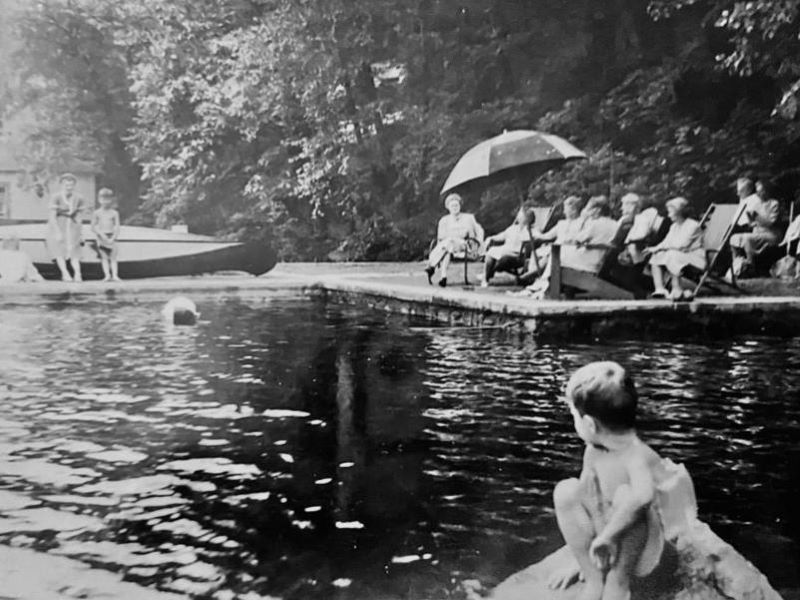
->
[0,293,799,599]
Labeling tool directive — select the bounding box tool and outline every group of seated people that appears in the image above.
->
[425,175,800,299]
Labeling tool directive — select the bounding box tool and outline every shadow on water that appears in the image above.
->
[0,293,798,599]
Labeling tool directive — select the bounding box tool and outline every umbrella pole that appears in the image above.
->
[514,175,541,275]
[513,175,526,208]
[608,153,614,198]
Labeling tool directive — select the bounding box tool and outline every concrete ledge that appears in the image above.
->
[304,273,800,338]
[3,262,799,338]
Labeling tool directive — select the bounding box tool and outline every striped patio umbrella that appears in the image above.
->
[440,130,586,197]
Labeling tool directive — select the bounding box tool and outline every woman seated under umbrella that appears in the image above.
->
[480,205,536,287]
[644,197,705,300]
[424,193,484,287]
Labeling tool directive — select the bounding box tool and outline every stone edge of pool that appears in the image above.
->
[1,262,799,337]
[307,276,800,337]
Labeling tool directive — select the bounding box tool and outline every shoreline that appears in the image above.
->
[1,261,798,338]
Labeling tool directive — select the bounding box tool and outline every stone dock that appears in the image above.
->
[2,261,800,338]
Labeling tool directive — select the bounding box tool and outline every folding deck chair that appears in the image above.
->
[489,203,564,283]
[546,242,635,299]
[685,203,746,296]
[427,233,484,285]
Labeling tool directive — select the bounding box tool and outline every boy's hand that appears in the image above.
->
[589,533,618,571]
[547,562,582,590]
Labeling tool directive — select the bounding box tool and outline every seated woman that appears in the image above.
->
[425,193,484,287]
[0,236,44,283]
[480,205,536,287]
[644,197,705,300]
[516,196,617,297]
[516,195,584,284]
[729,179,783,277]
[565,195,619,273]
[616,193,667,266]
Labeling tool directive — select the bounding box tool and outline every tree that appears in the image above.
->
[6,0,140,213]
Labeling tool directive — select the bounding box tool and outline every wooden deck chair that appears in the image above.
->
[546,242,635,300]
[427,233,484,285]
[545,220,635,300]
[532,204,561,234]
[684,203,746,296]
[493,204,562,282]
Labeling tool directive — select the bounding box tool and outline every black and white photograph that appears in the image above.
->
[0,1,798,599]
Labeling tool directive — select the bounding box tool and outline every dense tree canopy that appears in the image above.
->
[2,0,800,259]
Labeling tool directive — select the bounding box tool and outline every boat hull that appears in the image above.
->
[0,222,277,280]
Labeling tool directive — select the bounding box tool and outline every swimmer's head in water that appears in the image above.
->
[162,296,199,326]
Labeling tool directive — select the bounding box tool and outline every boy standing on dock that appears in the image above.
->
[92,188,121,281]
[550,361,673,600]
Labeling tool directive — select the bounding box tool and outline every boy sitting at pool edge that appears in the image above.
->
[550,361,672,600]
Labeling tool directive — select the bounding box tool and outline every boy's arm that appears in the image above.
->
[591,456,655,552]
[113,210,121,239]
[91,210,100,236]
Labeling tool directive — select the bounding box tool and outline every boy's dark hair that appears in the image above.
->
[565,361,637,431]
[98,187,115,198]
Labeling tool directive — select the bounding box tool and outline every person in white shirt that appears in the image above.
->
[730,179,783,276]
[0,236,44,283]
[644,197,705,300]
[566,195,619,273]
[735,177,761,227]
[617,193,667,266]
[425,193,483,287]
[518,195,585,283]
[517,196,618,298]
[480,205,535,287]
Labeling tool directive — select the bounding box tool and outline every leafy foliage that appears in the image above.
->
[3,0,800,258]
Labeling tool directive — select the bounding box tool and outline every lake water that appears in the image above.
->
[0,292,798,599]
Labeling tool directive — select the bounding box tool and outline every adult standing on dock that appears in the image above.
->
[425,193,483,287]
[46,173,86,282]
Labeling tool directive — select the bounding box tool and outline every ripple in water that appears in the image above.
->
[0,294,798,599]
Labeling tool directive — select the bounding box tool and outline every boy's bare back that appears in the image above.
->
[582,438,665,512]
[552,361,670,600]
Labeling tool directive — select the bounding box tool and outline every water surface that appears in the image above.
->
[0,293,798,598]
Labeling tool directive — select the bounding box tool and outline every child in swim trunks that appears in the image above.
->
[91,187,121,281]
[550,361,680,600]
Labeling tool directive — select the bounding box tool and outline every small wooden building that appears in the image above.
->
[0,146,100,221]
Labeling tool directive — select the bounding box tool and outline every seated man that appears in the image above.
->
[729,179,783,277]
[617,193,667,267]
[0,235,44,283]
[480,205,536,287]
[733,176,761,228]
[424,193,483,287]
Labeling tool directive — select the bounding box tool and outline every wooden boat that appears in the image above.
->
[0,221,277,280]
